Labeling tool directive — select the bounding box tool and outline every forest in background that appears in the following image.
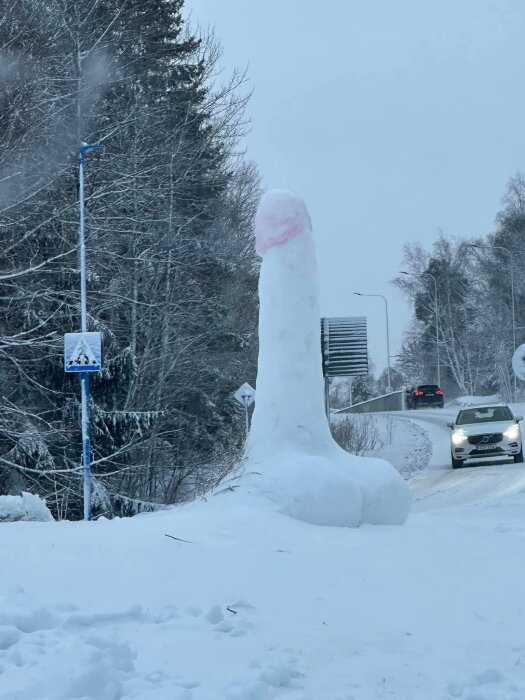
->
[329,175,525,409]
[394,174,525,400]
[0,0,259,518]
[3,1,524,518]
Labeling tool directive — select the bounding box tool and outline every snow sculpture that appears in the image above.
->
[245,190,410,527]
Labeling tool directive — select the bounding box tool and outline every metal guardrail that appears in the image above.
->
[335,390,406,414]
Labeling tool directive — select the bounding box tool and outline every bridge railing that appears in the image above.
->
[334,390,406,415]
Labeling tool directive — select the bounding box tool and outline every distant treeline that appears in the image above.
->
[394,174,525,400]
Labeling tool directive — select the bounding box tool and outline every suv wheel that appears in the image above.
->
[514,447,524,463]
[451,453,463,469]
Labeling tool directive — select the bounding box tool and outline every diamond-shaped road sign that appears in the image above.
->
[64,332,102,372]
[234,382,255,407]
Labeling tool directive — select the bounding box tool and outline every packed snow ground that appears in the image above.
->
[2,405,525,699]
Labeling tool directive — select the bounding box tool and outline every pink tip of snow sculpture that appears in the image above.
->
[255,190,312,256]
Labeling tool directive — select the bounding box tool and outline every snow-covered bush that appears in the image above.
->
[330,415,384,456]
[0,492,54,522]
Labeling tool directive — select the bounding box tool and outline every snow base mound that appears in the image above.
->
[0,492,54,522]
[244,450,410,528]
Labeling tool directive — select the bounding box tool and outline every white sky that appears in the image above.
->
[184,0,525,376]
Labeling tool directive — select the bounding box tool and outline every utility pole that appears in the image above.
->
[354,292,391,391]
[78,143,104,520]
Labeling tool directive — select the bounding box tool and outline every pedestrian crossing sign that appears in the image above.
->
[64,332,102,372]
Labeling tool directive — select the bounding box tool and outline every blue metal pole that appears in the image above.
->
[79,151,88,332]
[78,147,92,520]
[81,371,92,520]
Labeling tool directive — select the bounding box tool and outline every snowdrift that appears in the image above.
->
[0,492,54,522]
[447,395,500,407]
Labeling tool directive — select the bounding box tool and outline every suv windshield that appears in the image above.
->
[416,385,439,392]
[456,406,513,425]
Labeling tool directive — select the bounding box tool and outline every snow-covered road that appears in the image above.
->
[397,406,525,511]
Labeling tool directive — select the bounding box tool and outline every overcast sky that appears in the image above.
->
[185,0,525,376]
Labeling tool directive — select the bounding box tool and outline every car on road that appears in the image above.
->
[448,403,523,469]
[405,384,444,409]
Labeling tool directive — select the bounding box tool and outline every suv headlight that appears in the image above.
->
[504,423,520,440]
[451,429,467,445]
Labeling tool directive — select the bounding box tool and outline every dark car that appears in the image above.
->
[406,384,444,409]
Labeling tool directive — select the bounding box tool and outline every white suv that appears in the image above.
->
[448,404,523,469]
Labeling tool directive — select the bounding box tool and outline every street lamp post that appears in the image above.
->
[468,243,516,401]
[400,271,440,386]
[78,142,104,520]
[354,292,391,390]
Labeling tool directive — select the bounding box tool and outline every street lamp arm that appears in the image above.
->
[468,242,512,258]
[79,143,105,162]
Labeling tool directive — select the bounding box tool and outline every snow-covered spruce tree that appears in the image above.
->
[0,1,259,517]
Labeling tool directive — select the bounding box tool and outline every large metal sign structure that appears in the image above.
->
[321,317,368,378]
[321,317,368,417]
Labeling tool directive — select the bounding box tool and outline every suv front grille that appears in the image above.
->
[468,433,503,445]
